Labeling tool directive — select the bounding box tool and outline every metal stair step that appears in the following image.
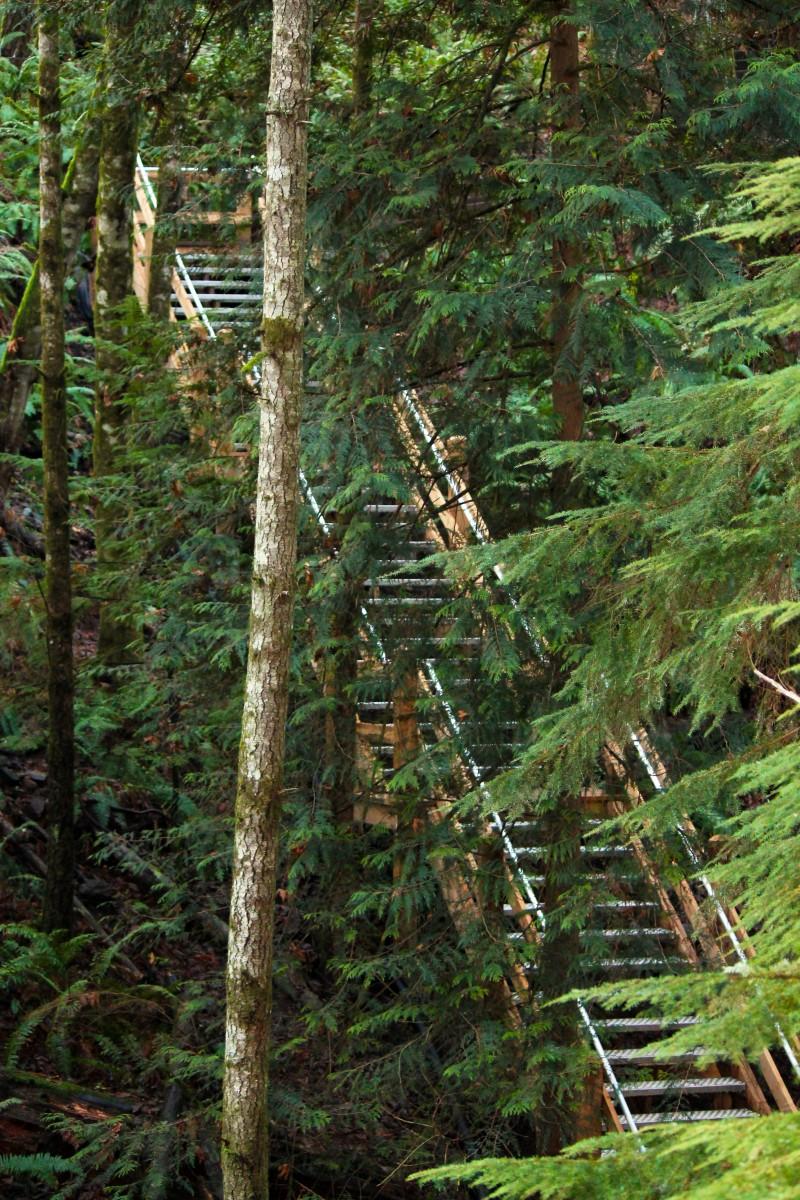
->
[501,900,660,916]
[621,1077,745,1097]
[595,1017,698,1032]
[607,1047,706,1066]
[509,929,674,945]
[519,874,635,887]
[180,292,260,302]
[363,504,419,514]
[587,928,675,941]
[178,256,260,269]
[513,844,633,859]
[364,578,443,589]
[524,957,684,974]
[181,279,260,287]
[622,1108,756,1128]
[591,957,687,972]
[366,597,449,606]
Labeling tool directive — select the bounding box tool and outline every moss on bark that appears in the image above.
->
[37,2,76,936]
[222,2,313,1196]
[93,4,140,665]
[0,130,99,499]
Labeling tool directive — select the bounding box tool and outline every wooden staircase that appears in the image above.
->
[132,160,799,1137]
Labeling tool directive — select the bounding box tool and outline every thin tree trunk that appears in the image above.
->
[37,1,75,935]
[391,669,421,944]
[146,88,185,320]
[0,132,99,499]
[146,137,182,320]
[323,530,359,825]
[221,1,312,1196]
[537,14,587,1142]
[93,5,139,664]
[534,800,584,1154]
[352,0,376,115]
[550,11,582,444]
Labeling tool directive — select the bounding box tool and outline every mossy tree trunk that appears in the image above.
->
[550,10,583,445]
[37,1,76,935]
[534,799,585,1154]
[146,83,186,319]
[391,668,421,944]
[93,3,139,664]
[352,0,377,115]
[323,566,359,825]
[221,1,312,1197]
[0,132,99,500]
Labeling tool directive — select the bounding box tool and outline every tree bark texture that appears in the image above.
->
[391,670,421,944]
[550,12,583,443]
[37,3,76,935]
[323,533,359,825]
[538,18,587,1146]
[93,4,139,664]
[146,77,186,320]
[352,0,377,115]
[221,2,312,1197]
[537,20,585,1139]
[534,800,584,1154]
[0,132,99,498]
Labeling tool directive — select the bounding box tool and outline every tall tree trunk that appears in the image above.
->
[534,799,584,1154]
[0,132,99,500]
[323,569,358,825]
[146,69,186,320]
[221,1,312,1196]
[37,1,75,935]
[146,130,183,320]
[550,11,582,445]
[391,668,421,944]
[531,15,587,1150]
[93,4,139,664]
[352,0,376,115]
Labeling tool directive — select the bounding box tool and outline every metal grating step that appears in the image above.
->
[622,1108,757,1128]
[585,928,676,941]
[365,578,444,589]
[608,1048,706,1066]
[589,957,686,973]
[512,844,633,859]
[363,504,420,515]
[524,957,685,974]
[595,1017,698,1032]
[621,1077,745,1097]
